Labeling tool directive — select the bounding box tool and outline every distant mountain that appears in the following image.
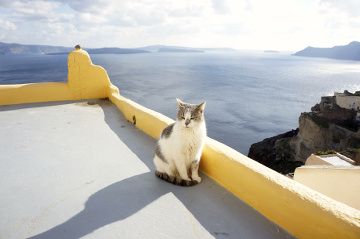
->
[87,48,148,54]
[139,45,204,53]
[48,48,149,55]
[264,50,279,53]
[0,42,149,55]
[47,47,150,55]
[201,47,236,52]
[0,42,71,55]
[294,41,360,61]
[0,42,237,55]
[158,47,204,53]
[137,45,168,52]
[138,45,236,53]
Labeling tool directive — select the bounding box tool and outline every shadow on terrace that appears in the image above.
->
[27,100,290,239]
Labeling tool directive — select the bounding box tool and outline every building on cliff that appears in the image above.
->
[335,91,360,111]
[249,90,360,177]
[315,91,359,128]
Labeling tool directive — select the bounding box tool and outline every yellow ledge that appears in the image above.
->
[0,49,112,105]
[1,49,359,239]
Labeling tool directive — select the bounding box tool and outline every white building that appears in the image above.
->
[334,92,360,111]
[294,153,360,210]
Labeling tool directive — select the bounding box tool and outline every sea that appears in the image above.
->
[1,51,359,154]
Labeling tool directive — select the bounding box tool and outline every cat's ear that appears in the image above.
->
[197,101,206,111]
[176,98,185,107]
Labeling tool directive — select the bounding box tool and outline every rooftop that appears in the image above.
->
[320,155,354,166]
[0,48,358,239]
[0,100,292,239]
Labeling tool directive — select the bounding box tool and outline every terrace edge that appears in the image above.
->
[0,49,359,239]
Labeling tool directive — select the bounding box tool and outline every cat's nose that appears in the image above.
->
[185,119,190,126]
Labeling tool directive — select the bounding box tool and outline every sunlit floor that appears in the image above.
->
[0,100,293,239]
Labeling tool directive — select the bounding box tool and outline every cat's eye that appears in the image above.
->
[181,116,185,119]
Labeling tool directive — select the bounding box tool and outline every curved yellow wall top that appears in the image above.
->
[0,49,359,239]
[0,48,117,105]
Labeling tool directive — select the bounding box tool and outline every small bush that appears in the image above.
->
[315,150,337,156]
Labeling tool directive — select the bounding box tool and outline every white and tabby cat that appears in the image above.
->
[154,99,206,186]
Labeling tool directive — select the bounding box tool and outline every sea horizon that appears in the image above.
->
[1,51,359,154]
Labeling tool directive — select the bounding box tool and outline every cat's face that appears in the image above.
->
[176,98,206,128]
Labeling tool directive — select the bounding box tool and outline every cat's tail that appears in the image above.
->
[155,171,199,187]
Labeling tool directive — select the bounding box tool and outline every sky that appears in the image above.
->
[0,0,359,51]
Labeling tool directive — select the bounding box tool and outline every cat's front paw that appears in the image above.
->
[181,179,195,186]
[192,176,202,183]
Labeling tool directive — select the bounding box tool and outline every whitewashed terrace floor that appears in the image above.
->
[0,100,293,239]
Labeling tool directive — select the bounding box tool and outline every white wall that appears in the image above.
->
[336,95,360,110]
[294,166,360,210]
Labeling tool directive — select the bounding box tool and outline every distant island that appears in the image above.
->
[0,42,72,55]
[293,41,360,61]
[0,42,235,55]
[138,45,236,53]
[264,50,279,53]
[158,47,204,53]
[47,48,149,55]
[87,48,148,54]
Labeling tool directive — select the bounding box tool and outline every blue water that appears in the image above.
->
[1,52,359,154]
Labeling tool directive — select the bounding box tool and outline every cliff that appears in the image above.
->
[247,129,303,174]
[293,41,360,61]
[249,91,360,175]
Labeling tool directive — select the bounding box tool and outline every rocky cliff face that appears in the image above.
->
[249,92,360,175]
[248,129,303,174]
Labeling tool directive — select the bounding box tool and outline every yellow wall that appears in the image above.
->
[294,166,360,210]
[0,49,111,105]
[109,93,174,139]
[0,49,359,239]
[0,82,72,105]
[108,91,360,238]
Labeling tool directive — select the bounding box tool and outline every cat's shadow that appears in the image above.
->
[28,172,189,239]
[28,100,286,239]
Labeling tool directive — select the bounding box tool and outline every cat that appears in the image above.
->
[154,98,207,186]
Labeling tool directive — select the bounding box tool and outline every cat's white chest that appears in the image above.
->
[178,127,204,160]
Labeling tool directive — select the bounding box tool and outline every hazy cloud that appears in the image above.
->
[0,0,359,50]
[211,0,230,14]
[320,0,360,17]
[0,18,16,30]
[51,0,106,13]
